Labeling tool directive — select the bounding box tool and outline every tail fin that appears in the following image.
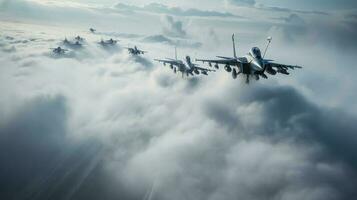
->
[185,56,192,67]
[263,36,272,59]
[232,34,237,58]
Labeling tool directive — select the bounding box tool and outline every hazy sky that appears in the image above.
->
[1,1,357,200]
[54,0,357,10]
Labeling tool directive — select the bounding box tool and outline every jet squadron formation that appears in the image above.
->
[50,30,301,83]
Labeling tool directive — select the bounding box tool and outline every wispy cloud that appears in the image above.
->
[113,3,244,19]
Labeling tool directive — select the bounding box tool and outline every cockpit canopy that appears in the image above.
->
[250,47,262,59]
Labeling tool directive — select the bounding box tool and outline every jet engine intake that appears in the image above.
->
[232,68,238,79]
[266,66,277,75]
[224,64,232,72]
[260,73,268,79]
[278,69,289,75]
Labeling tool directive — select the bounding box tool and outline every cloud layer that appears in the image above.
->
[114,2,242,18]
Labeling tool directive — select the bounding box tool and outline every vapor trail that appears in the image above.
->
[143,179,156,200]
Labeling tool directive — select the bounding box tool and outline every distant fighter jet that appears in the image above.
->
[155,48,215,77]
[50,47,68,54]
[63,37,83,47]
[196,34,302,83]
[63,37,70,44]
[98,38,118,46]
[126,46,147,55]
[74,35,85,41]
[72,40,83,47]
[90,28,96,33]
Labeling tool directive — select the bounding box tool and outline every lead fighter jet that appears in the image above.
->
[196,34,302,83]
[155,48,215,77]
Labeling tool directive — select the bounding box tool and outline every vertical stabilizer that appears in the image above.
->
[263,36,272,59]
[232,34,237,58]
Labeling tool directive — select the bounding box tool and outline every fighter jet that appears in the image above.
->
[62,37,83,48]
[98,38,118,46]
[155,48,215,77]
[126,46,147,55]
[72,40,83,48]
[196,34,302,83]
[62,39,83,49]
[89,28,96,33]
[74,35,85,41]
[63,37,70,45]
[50,47,68,54]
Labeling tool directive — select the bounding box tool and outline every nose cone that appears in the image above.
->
[186,56,191,63]
[253,59,264,70]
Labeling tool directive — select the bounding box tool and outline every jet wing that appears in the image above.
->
[267,61,302,70]
[196,57,240,66]
[154,59,181,66]
[193,66,215,72]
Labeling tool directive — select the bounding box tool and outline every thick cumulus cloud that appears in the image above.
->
[268,12,357,50]
[161,15,187,38]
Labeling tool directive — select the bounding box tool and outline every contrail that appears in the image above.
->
[64,145,103,200]
[143,179,157,200]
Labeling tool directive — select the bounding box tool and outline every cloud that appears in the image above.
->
[254,3,330,15]
[268,12,357,49]
[225,0,329,16]
[281,13,306,24]
[238,86,357,168]
[0,95,70,199]
[1,8,357,200]
[2,81,357,200]
[161,15,187,38]
[141,34,202,48]
[117,83,357,200]
[228,0,256,6]
[344,12,357,20]
[114,3,243,19]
